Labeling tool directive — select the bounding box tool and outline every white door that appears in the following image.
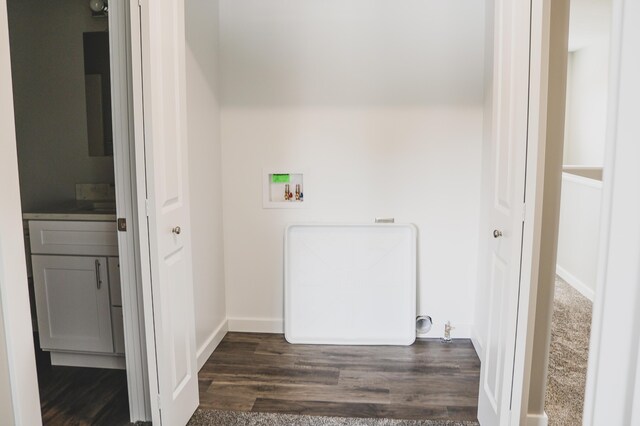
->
[32,255,113,353]
[135,0,199,424]
[477,0,531,424]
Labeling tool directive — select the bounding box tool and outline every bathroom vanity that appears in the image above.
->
[24,210,125,369]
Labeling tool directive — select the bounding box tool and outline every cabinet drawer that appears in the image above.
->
[29,221,118,256]
[112,307,126,354]
[108,257,122,306]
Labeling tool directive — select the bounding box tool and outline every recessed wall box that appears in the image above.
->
[263,170,305,209]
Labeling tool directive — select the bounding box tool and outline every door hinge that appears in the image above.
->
[145,199,150,217]
[522,203,526,222]
[157,394,161,408]
[117,218,127,232]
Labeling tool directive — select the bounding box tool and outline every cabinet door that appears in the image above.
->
[108,257,122,306]
[33,255,114,353]
[112,307,126,354]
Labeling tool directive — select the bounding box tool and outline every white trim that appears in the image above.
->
[510,0,553,424]
[50,352,126,370]
[417,323,472,340]
[196,320,228,371]
[583,0,640,424]
[561,171,604,189]
[0,0,43,423]
[128,2,161,425]
[226,318,475,340]
[555,265,595,301]
[526,412,549,426]
[562,165,604,172]
[108,1,151,421]
[228,317,284,334]
[470,325,483,362]
[581,0,622,417]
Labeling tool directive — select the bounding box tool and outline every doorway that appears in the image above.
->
[545,0,612,423]
[5,0,148,423]
[6,0,624,422]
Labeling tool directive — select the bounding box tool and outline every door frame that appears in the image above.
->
[4,0,639,425]
[509,0,555,424]
[508,0,582,422]
[109,0,152,421]
[126,0,163,422]
[520,0,640,424]
[0,0,153,423]
[581,0,640,423]
[0,1,41,423]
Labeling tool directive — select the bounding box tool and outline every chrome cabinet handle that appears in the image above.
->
[95,259,102,290]
[172,226,182,235]
[493,229,503,238]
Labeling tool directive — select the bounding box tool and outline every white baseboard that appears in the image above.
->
[227,317,284,334]
[527,412,548,426]
[227,318,471,341]
[556,265,595,301]
[196,319,228,371]
[416,322,472,340]
[470,325,483,362]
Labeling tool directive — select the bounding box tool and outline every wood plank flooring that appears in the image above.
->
[34,334,130,426]
[198,332,480,421]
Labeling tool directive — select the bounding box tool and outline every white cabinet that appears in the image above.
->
[112,307,126,354]
[32,255,114,353]
[29,220,125,369]
[108,257,122,306]
[108,258,125,355]
[29,220,118,256]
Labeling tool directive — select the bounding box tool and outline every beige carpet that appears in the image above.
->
[188,410,478,426]
[545,277,592,425]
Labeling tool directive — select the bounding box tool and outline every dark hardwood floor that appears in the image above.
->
[198,332,480,421]
[34,334,130,426]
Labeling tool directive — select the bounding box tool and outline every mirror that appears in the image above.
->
[83,31,112,156]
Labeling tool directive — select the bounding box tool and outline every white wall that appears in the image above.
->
[220,0,486,337]
[0,293,14,425]
[583,1,640,421]
[1,0,41,421]
[563,39,610,166]
[7,0,114,211]
[556,173,602,300]
[185,0,227,368]
[220,0,485,107]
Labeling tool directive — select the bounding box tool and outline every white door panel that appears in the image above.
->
[136,0,198,424]
[33,255,113,353]
[478,0,531,424]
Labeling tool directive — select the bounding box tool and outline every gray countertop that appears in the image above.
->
[23,203,116,222]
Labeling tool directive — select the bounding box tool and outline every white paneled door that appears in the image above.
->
[134,0,198,424]
[477,0,532,424]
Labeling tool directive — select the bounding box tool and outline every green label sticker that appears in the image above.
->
[271,174,290,183]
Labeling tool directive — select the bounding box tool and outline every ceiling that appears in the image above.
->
[219,0,486,107]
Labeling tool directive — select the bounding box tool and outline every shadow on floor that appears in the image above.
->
[34,333,130,426]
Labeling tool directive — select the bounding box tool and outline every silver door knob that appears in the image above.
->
[172,226,182,235]
[493,229,503,238]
